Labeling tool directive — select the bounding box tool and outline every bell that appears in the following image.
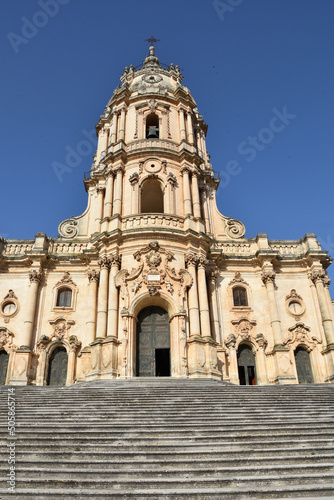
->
[147,126,159,139]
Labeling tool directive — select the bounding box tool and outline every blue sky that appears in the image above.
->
[1,0,334,287]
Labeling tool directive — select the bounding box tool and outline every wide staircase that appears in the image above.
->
[0,378,334,499]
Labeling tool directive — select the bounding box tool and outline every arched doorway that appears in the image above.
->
[0,351,9,385]
[141,179,164,213]
[136,306,170,377]
[295,346,314,384]
[237,344,256,385]
[47,346,68,386]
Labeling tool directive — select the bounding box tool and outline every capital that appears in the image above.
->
[309,269,326,285]
[98,256,111,270]
[29,270,42,284]
[109,254,121,268]
[261,270,275,285]
[87,269,100,284]
[185,253,199,267]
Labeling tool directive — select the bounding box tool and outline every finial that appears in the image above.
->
[144,36,160,56]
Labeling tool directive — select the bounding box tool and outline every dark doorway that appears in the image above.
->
[156,349,171,376]
[47,347,68,386]
[0,351,9,385]
[237,344,256,385]
[136,306,170,377]
[295,346,314,384]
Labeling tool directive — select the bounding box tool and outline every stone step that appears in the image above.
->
[3,463,334,479]
[1,486,334,500]
[1,471,334,489]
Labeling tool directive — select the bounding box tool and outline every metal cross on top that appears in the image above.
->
[144,36,160,46]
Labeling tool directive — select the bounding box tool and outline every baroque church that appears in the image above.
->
[1,44,334,387]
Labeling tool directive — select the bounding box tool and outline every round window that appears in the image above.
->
[2,302,17,315]
[288,301,303,315]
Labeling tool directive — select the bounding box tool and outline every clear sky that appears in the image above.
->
[1,0,334,288]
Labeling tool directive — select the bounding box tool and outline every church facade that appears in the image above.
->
[1,46,334,386]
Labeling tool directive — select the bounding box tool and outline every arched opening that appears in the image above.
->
[0,351,9,385]
[237,344,256,385]
[146,113,159,139]
[141,179,164,213]
[233,287,248,307]
[295,346,314,384]
[136,306,170,377]
[56,287,72,308]
[47,346,68,386]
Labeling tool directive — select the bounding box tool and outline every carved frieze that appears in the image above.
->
[49,317,75,341]
[284,322,321,351]
[0,327,16,352]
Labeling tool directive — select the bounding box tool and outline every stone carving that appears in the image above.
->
[116,242,192,307]
[232,317,257,336]
[98,256,111,270]
[286,289,302,301]
[69,335,82,355]
[185,253,199,267]
[261,270,276,285]
[225,333,237,349]
[228,271,249,287]
[4,290,17,300]
[87,269,100,284]
[309,269,326,285]
[102,346,112,368]
[226,218,245,239]
[49,317,75,341]
[55,271,76,288]
[29,270,42,284]
[284,322,321,351]
[0,327,16,352]
[129,172,139,186]
[255,333,268,350]
[58,218,78,238]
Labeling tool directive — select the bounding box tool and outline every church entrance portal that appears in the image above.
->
[238,344,256,385]
[136,306,171,377]
[47,347,68,386]
[295,346,314,384]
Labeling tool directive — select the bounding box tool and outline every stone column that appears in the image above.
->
[255,334,268,385]
[94,187,105,233]
[225,335,239,384]
[179,109,186,141]
[104,171,114,219]
[66,337,81,386]
[200,130,208,162]
[197,258,212,338]
[196,129,203,158]
[113,166,124,215]
[185,255,201,337]
[107,256,121,338]
[96,257,110,339]
[22,270,42,348]
[119,108,126,142]
[110,112,118,144]
[207,270,220,343]
[181,167,192,216]
[261,270,284,346]
[86,270,99,344]
[186,112,194,144]
[310,270,334,346]
[96,128,107,163]
[201,187,211,232]
[191,171,201,218]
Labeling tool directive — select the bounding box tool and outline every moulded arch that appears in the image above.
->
[130,290,177,319]
[236,337,258,353]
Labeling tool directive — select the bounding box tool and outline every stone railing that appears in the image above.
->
[221,243,251,254]
[3,242,34,255]
[122,214,185,231]
[49,242,90,254]
[270,244,302,256]
[126,139,179,153]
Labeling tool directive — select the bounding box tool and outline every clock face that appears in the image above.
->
[2,302,16,315]
[288,301,302,315]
